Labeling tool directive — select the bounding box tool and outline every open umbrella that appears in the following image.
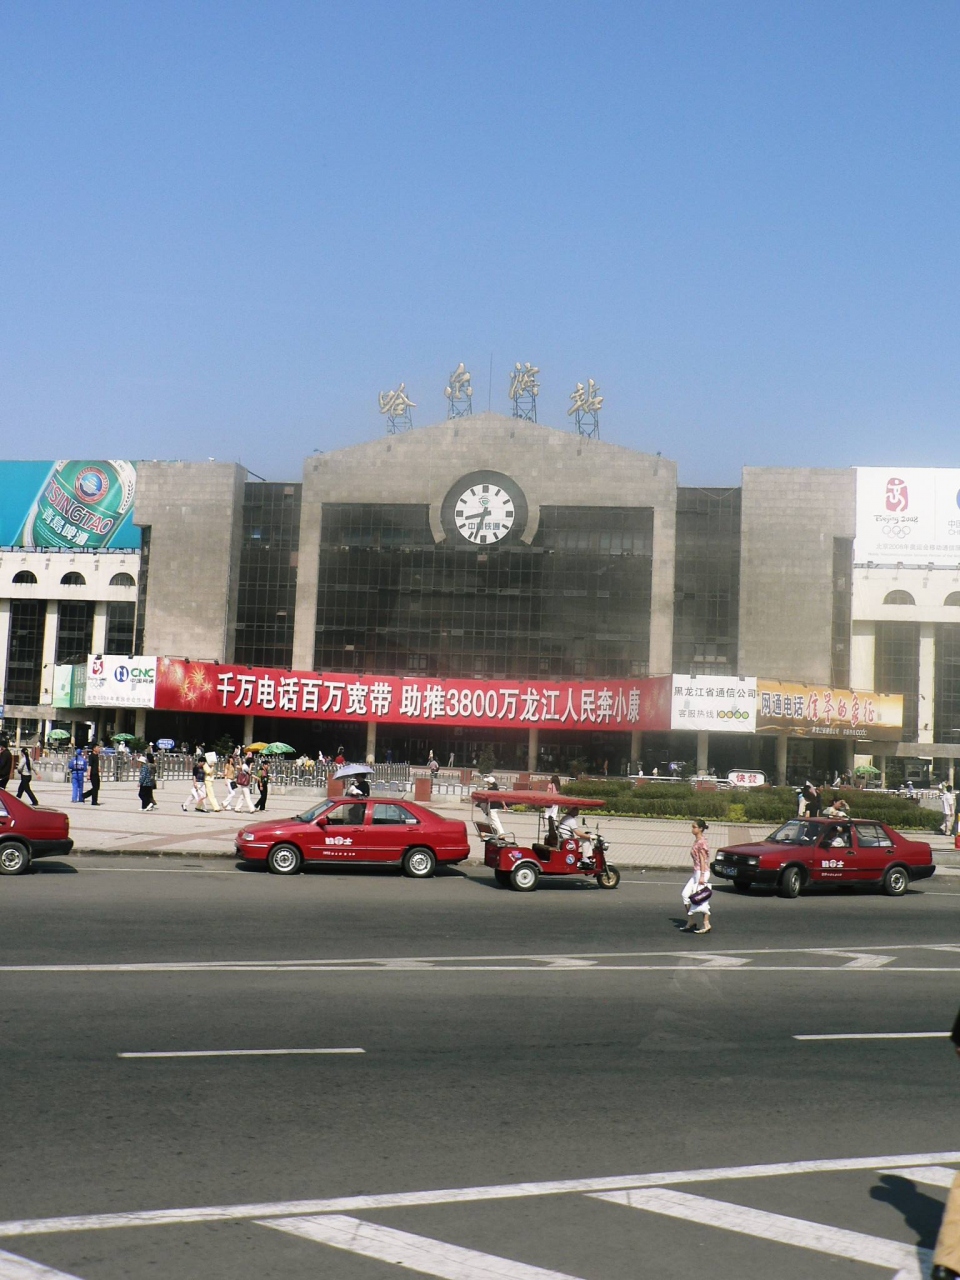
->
[334,762,375,779]
[111,733,135,743]
[261,742,296,756]
[48,729,71,741]
[855,764,880,776]
[246,742,268,753]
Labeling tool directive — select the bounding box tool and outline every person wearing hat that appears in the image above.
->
[481,775,505,835]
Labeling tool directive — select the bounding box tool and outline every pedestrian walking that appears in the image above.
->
[932,1005,960,1279]
[232,757,256,813]
[15,746,38,806]
[0,737,12,790]
[182,759,206,812]
[221,756,237,808]
[202,752,221,812]
[83,744,102,805]
[942,785,956,837]
[138,753,157,810]
[545,774,561,822]
[254,760,269,811]
[69,747,86,803]
[681,819,712,934]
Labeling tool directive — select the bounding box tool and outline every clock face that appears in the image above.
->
[454,483,516,544]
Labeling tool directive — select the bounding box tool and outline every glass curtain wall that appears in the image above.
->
[934,623,960,743]
[134,526,150,656]
[105,601,136,654]
[6,600,46,705]
[831,538,853,688]
[875,621,920,742]
[314,504,653,678]
[672,487,741,675]
[234,483,301,667]
[56,602,94,664]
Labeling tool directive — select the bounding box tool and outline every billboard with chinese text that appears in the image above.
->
[86,655,157,708]
[670,676,757,732]
[755,678,902,740]
[0,461,140,550]
[154,658,673,731]
[855,467,960,567]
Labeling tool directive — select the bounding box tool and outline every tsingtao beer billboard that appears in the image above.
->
[0,461,140,550]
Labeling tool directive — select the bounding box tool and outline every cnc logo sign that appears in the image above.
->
[885,476,909,512]
[85,655,158,708]
[113,665,130,683]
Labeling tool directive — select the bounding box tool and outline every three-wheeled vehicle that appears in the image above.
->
[471,790,621,892]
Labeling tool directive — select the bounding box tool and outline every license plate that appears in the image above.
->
[717,864,736,877]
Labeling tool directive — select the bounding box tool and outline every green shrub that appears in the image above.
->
[727,803,747,823]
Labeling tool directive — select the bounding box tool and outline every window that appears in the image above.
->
[56,601,94,664]
[855,822,893,848]
[234,483,301,667]
[946,593,960,607]
[314,503,653,679]
[134,526,150,655]
[323,801,365,825]
[6,599,45,705]
[831,538,853,687]
[672,488,741,676]
[875,622,919,742]
[883,590,915,605]
[109,572,136,587]
[934,623,960,741]
[60,572,86,586]
[105,601,135,654]
[372,803,418,825]
[12,571,37,585]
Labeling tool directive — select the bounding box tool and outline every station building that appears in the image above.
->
[0,420,955,785]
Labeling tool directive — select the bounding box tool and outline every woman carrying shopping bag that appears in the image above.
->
[681,818,712,935]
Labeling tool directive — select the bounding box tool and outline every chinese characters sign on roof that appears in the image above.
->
[154,659,673,731]
[755,678,902,740]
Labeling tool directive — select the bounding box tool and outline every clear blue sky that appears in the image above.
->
[1,2,958,483]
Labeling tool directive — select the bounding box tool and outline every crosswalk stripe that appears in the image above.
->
[0,1248,82,1279]
[877,1164,960,1188]
[593,1188,925,1272]
[262,1214,588,1280]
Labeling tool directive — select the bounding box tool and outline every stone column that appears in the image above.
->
[696,731,709,775]
[879,753,887,788]
[918,622,935,744]
[365,720,377,764]
[91,601,108,655]
[630,728,641,773]
[0,600,11,702]
[134,708,146,739]
[527,726,539,773]
[775,733,789,786]
[243,713,254,747]
[40,601,59,703]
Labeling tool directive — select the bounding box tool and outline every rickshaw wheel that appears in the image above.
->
[510,863,540,892]
[494,869,511,887]
[596,865,621,889]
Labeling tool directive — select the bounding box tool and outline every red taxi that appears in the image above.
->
[711,817,935,898]
[235,796,470,877]
[0,790,73,875]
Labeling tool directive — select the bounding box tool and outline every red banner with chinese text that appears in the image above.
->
[155,658,672,732]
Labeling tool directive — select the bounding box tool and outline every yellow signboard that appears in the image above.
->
[756,679,903,741]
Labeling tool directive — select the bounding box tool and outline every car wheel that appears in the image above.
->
[778,866,803,899]
[733,880,751,892]
[267,843,302,875]
[510,863,540,892]
[0,842,30,875]
[882,865,909,897]
[494,869,511,887]
[596,865,621,889]
[402,847,436,879]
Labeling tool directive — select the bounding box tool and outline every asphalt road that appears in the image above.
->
[1,858,958,1279]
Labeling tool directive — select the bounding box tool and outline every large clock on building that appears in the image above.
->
[441,471,528,546]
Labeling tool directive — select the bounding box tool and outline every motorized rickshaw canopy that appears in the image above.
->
[470,791,606,809]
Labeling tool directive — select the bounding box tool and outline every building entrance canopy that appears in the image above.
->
[154,658,673,732]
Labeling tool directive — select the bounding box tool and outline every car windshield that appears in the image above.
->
[294,800,339,823]
[767,820,824,846]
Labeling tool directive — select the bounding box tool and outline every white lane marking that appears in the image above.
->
[0,1248,82,1278]
[0,1152,957,1239]
[794,1032,949,1041]
[263,1214,588,1280]
[814,949,895,968]
[117,1048,365,1058]
[877,1165,959,1188]
[4,960,960,975]
[594,1187,926,1273]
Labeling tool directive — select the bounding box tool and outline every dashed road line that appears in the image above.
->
[795,1032,949,1041]
[117,1048,365,1058]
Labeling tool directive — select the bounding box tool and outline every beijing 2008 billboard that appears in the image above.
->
[0,461,140,550]
[855,467,960,567]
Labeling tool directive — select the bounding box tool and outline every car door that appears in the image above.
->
[310,799,370,862]
[366,802,423,862]
[812,823,856,882]
[851,822,895,880]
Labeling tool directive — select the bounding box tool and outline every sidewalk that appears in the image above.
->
[9,779,960,872]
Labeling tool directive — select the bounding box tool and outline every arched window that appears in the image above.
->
[12,570,37,584]
[109,572,136,587]
[883,589,915,605]
[60,572,86,586]
[945,592,960,606]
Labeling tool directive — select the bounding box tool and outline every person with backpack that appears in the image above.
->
[229,757,257,813]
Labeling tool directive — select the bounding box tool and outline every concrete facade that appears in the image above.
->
[133,462,246,663]
[738,466,855,683]
[291,414,678,674]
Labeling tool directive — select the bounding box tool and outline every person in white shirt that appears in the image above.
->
[942,785,956,836]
